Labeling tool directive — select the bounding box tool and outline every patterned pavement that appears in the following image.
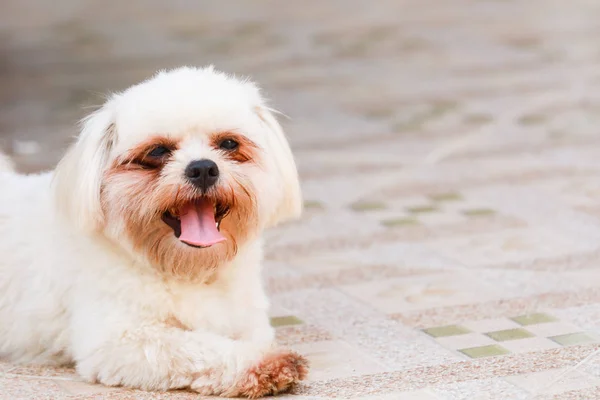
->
[2,0,600,398]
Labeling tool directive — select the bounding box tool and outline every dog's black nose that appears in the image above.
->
[185,159,219,191]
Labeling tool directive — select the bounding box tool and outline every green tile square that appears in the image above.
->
[304,200,324,209]
[429,192,463,202]
[423,325,470,338]
[459,345,509,358]
[350,201,387,211]
[270,316,303,327]
[485,328,534,342]
[550,332,596,346]
[406,205,438,214]
[381,217,419,228]
[511,313,557,326]
[462,208,496,217]
[518,114,546,126]
[464,113,493,125]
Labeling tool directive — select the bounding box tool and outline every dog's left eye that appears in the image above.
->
[219,139,239,151]
[148,146,171,157]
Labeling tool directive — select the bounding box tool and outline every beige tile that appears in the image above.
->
[500,337,561,354]
[462,318,522,333]
[525,321,583,338]
[0,361,16,373]
[3,364,78,379]
[0,376,69,399]
[432,378,530,400]
[416,211,465,226]
[290,340,388,381]
[340,272,503,313]
[436,332,497,351]
[268,302,295,318]
[57,379,120,395]
[355,389,440,399]
[505,367,600,395]
[427,228,593,267]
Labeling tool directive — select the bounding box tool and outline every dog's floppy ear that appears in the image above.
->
[53,104,116,232]
[256,106,302,228]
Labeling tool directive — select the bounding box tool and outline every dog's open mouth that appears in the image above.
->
[161,198,229,248]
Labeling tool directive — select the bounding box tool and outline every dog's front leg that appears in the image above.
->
[72,324,306,398]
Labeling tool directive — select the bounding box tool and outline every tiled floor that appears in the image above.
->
[424,313,596,358]
[3,0,600,398]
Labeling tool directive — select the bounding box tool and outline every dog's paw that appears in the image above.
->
[230,350,309,398]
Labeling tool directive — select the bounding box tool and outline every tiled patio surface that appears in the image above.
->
[2,0,600,398]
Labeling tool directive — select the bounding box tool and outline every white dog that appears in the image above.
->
[0,66,308,398]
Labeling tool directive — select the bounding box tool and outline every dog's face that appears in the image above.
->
[53,67,302,280]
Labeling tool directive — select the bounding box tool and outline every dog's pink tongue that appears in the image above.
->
[179,199,226,247]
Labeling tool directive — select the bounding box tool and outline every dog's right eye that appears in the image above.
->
[148,146,171,157]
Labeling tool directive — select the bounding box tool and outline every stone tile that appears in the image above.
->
[290,340,388,382]
[505,367,600,396]
[406,205,439,214]
[436,332,497,351]
[0,376,68,400]
[576,353,600,379]
[340,272,503,313]
[427,228,595,268]
[415,211,466,226]
[57,379,120,395]
[525,322,583,338]
[432,378,530,400]
[459,345,510,359]
[351,201,387,211]
[512,313,557,326]
[462,208,496,217]
[268,302,295,318]
[275,324,333,346]
[270,315,304,327]
[485,328,535,342]
[500,337,561,354]
[422,325,470,338]
[429,192,463,202]
[550,332,597,346]
[462,318,522,333]
[355,389,440,399]
[381,217,420,228]
[303,200,324,210]
[276,288,463,371]
[3,364,78,379]
[551,304,600,332]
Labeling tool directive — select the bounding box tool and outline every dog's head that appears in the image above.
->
[53,67,301,280]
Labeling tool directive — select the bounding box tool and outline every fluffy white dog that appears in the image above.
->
[0,66,308,398]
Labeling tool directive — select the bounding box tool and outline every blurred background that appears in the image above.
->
[2,0,600,174]
[4,1,600,398]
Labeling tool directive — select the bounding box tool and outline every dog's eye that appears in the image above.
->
[148,146,171,157]
[219,139,238,151]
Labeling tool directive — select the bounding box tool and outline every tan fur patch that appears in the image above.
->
[211,132,260,164]
[164,315,191,331]
[101,143,259,282]
[115,135,180,169]
[228,350,309,398]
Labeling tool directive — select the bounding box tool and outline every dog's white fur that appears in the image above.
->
[0,67,306,397]
[0,151,14,172]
